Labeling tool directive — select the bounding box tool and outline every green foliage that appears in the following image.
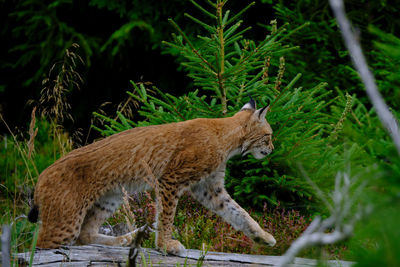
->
[93,0,350,210]
[0,117,73,254]
[89,0,193,46]
[264,0,400,106]
[369,26,400,109]
[337,92,400,194]
[9,0,97,86]
[348,203,400,267]
[4,0,198,88]
[0,119,71,200]
[322,28,400,266]
[101,21,154,56]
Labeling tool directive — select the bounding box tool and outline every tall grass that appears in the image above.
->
[0,44,83,264]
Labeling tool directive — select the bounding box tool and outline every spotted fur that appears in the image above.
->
[31,100,276,255]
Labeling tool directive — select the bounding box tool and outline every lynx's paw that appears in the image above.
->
[117,225,152,246]
[158,239,186,256]
[116,233,134,246]
[253,230,276,247]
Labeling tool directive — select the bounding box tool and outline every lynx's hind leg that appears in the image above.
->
[77,190,140,246]
[36,204,85,248]
[191,174,276,247]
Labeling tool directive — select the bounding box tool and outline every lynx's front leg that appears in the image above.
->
[191,173,276,247]
[155,181,186,255]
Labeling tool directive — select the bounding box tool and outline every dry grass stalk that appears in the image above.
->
[37,43,84,155]
[123,160,161,267]
[0,114,37,183]
[114,97,137,121]
[127,224,153,267]
[262,56,271,84]
[114,81,155,120]
[274,57,285,92]
[140,160,161,215]
[39,43,83,125]
[121,186,136,233]
[330,93,353,140]
[27,107,38,159]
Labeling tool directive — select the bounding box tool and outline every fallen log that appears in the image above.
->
[10,245,354,267]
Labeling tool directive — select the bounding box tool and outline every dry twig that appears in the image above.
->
[278,170,368,267]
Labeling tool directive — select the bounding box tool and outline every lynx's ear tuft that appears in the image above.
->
[255,105,270,120]
[240,98,256,111]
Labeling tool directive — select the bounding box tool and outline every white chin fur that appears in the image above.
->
[252,152,268,159]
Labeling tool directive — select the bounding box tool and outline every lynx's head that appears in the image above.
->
[238,99,274,159]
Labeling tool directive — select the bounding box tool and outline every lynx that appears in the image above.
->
[28,99,276,255]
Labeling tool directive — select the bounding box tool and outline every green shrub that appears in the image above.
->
[0,119,70,197]
[261,0,400,108]
[369,26,400,109]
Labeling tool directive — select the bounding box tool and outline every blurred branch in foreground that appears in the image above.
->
[1,225,11,267]
[278,170,368,267]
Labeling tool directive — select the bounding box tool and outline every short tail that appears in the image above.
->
[28,205,39,223]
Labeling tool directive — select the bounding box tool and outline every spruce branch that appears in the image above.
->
[229,23,288,78]
[189,0,216,19]
[226,1,255,26]
[184,13,215,33]
[217,0,227,114]
[270,73,303,110]
[152,86,186,121]
[224,24,251,43]
[205,0,217,8]
[167,19,216,73]
[285,128,319,157]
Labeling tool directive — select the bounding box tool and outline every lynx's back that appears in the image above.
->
[36,118,235,195]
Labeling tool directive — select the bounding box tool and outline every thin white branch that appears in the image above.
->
[278,221,353,267]
[1,225,11,267]
[278,170,362,267]
[329,0,400,155]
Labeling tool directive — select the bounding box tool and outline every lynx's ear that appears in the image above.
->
[255,105,270,120]
[240,98,256,111]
